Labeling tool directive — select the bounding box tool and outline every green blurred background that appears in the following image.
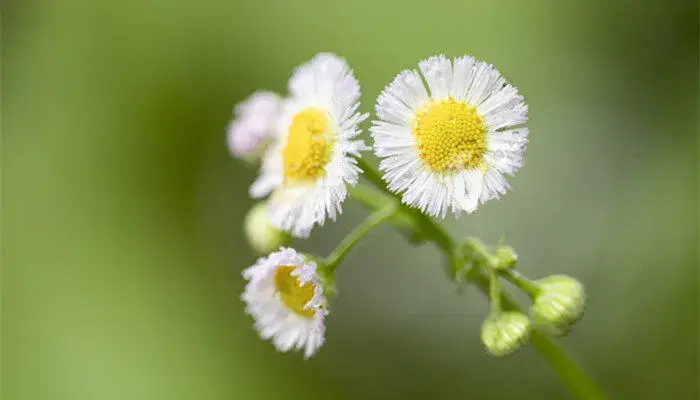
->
[3,0,698,398]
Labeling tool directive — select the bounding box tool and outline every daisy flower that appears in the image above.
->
[242,247,327,358]
[227,91,282,159]
[250,53,368,237]
[371,54,529,217]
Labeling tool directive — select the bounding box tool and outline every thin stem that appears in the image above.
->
[347,182,391,209]
[467,237,539,297]
[323,203,397,274]
[528,331,608,400]
[357,157,389,193]
[488,267,501,315]
[348,184,419,234]
[357,158,456,255]
[350,183,456,254]
[501,269,540,298]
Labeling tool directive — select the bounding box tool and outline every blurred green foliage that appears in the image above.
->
[3,0,697,398]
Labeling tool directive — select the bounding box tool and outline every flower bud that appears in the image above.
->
[244,203,290,254]
[531,275,586,336]
[481,311,531,356]
[492,245,518,271]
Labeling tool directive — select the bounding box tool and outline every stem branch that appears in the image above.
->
[323,202,397,274]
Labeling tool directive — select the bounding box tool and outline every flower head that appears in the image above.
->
[242,247,327,358]
[227,91,282,159]
[371,54,528,217]
[250,53,368,237]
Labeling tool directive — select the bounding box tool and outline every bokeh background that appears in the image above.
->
[3,0,698,398]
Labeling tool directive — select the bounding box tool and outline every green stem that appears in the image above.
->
[348,184,419,234]
[357,157,389,192]
[350,183,460,277]
[501,269,540,298]
[488,267,500,315]
[323,202,397,274]
[357,158,456,255]
[353,159,608,400]
[464,237,493,265]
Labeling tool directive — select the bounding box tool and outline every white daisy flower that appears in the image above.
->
[242,247,327,358]
[250,53,368,237]
[227,91,282,158]
[371,54,529,217]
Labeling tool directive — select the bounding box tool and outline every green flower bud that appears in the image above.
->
[531,275,586,336]
[492,246,518,271]
[244,203,290,254]
[481,311,531,356]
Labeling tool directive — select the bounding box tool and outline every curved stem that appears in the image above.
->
[353,159,608,400]
[323,202,397,274]
[350,182,459,277]
[357,158,455,254]
[348,185,419,234]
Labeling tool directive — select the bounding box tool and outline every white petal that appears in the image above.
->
[419,54,452,99]
[450,55,476,100]
[487,128,529,153]
[453,170,484,213]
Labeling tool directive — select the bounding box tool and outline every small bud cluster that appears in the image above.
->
[480,244,587,356]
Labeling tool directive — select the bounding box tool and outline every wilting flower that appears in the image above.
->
[227,91,282,159]
[371,54,528,217]
[242,247,327,358]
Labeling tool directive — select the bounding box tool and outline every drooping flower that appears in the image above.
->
[371,54,529,217]
[242,247,327,358]
[227,91,282,159]
[250,53,368,237]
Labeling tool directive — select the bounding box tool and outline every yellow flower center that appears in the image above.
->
[412,97,487,173]
[282,108,334,183]
[274,265,317,318]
